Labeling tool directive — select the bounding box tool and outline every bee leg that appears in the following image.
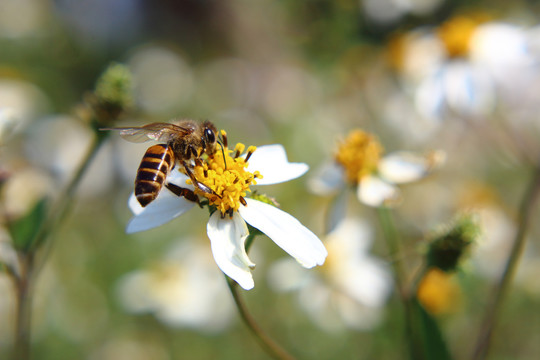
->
[194,158,208,177]
[182,161,222,199]
[165,183,201,206]
[188,145,199,158]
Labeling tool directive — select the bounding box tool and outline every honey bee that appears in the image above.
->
[105,119,219,207]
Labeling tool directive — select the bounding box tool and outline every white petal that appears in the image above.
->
[357,175,401,207]
[207,211,255,290]
[327,217,374,254]
[415,72,446,121]
[470,23,533,70]
[267,258,310,292]
[378,151,444,184]
[441,62,494,116]
[307,161,346,196]
[246,144,308,185]
[166,169,191,187]
[126,188,195,233]
[239,198,327,268]
[325,188,348,234]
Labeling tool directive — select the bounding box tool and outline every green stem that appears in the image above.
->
[377,207,407,297]
[409,263,429,299]
[12,130,108,360]
[12,253,33,360]
[377,206,423,360]
[226,277,295,360]
[471,165,540,360]
[225,232,296,360]
[31,131,108,253]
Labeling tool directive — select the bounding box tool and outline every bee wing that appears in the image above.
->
[102,123,192,143]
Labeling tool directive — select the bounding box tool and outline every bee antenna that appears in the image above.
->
[217,140,227,170]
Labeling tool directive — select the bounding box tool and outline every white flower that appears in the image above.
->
[268,218,392,332]
[116,240,235,332]
[394,17,538,121]
[126,143,327,290]
[361,0,444,25]
[0,108,18,145]
[309,129,443,207]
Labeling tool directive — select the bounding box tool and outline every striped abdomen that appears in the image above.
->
[135,144,175,207]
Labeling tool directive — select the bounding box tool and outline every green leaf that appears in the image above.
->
[410,297,453,360]
[9,198,48,252]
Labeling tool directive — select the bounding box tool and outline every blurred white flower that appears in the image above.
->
[25,115,115,197]
[457,186,536,284]
[117,240,235,333]
[128,45,194,115]
[309,129,443,207]
[1,167,54,219]
[0,80,49,127]
[470,205,517,280]
[0,108,18,145]
[268,218,392,332]
[361,0,444,25]
[126,139,327,290]
[393,16,539,122]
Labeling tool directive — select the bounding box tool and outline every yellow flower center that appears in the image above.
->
[189,130,262,215]
[386,33,409,71]
[334,129,383,184]
[417,268,461,315]
[437,15,489,58]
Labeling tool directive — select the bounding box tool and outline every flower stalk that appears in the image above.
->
[12,253,33,360]
[10,112,110,360]
[377,206,424,360]
[471,164,540,360]
[225,232,296,360]
[8,63,132,360]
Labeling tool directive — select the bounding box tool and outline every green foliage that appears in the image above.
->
[8,198,48,252]
[410,297,453,360]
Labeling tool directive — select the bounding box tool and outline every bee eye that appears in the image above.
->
[204,128,216,144]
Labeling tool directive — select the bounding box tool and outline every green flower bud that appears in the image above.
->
[88,63,133,128]
[426,213,480,272]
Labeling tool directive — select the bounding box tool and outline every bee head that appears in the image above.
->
[202,121,218,153]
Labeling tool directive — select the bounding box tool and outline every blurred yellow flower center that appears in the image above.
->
[334,129,383,184]
[190,130,261,215]
[437,15,487,58]
[386,33,409,71]
[417,268,461,315]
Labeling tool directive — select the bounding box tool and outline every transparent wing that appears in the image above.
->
[102,123,191,143]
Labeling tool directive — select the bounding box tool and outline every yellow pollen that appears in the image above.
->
[334,129,383,184]
[190,138,262,215]
[437,14,489,58]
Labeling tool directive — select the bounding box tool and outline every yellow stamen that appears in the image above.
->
[234,143,245,158]
[189,135,262,215]
[220,129,228,148]
[334,129,383,184]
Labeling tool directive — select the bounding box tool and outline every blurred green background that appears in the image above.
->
[1,0,540,359]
